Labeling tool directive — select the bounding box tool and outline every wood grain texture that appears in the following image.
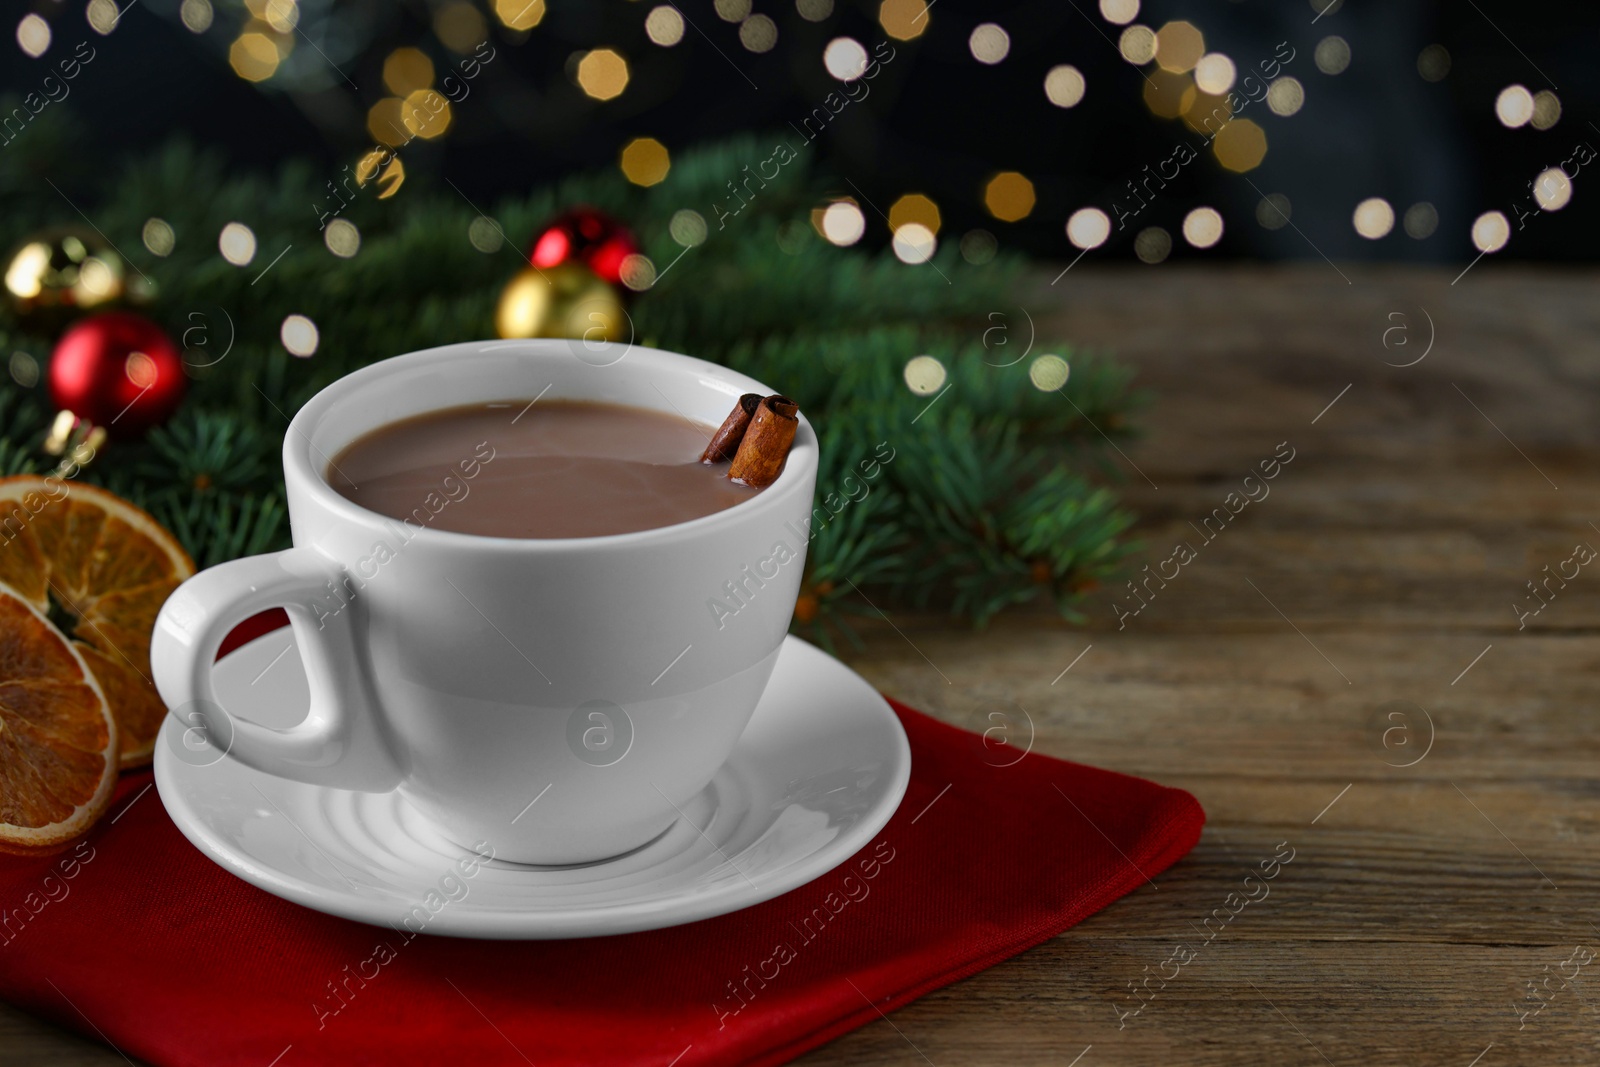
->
[6,267,1598,1065]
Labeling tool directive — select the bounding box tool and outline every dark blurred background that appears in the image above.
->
[3,0,1595,264]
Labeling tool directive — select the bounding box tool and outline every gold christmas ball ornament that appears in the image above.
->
[4,228,126,324]
[495,261,626,342]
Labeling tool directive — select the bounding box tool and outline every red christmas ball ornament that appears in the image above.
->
[49,311,186,438]
[529,206,639,287]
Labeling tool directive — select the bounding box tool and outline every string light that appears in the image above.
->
[16,14,51,58]
[983,172,1035,222]
[879,0,929,41]
[1352,198,1394,239]
[1066,208,1111,250]
[969,23,1010,65]
[619,137,670,186]
[1403,203,1437,239]
[823,37,868,80]
[280,315,319,357]
[1182,207,1223,249]
[577,49,630,100]
[903,355,946,396]
[1471,211,1509,254]
[1044,65,1086,108]
[1314,36,1349,75]
[218,223,257,266]
[646,6,684,45]
[1256,194,1291,230]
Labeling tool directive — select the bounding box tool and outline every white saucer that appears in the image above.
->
[154,629,910,939]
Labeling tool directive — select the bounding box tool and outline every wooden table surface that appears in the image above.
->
[6,265,1598,1065]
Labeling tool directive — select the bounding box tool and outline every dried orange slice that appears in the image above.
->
[0,580,117,853]
[0,477,194,768]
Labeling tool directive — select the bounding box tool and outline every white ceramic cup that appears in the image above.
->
[152,340,817,864]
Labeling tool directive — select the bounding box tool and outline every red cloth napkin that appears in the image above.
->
[0,615,1204,1067]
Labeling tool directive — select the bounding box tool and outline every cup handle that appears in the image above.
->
[152,547,401,792]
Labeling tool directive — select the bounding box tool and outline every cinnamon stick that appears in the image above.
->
[727,395,799,489]
[700,393,763,464]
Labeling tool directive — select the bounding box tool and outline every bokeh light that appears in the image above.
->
[435,3,487,52]
[325,218,361,257]
[1029,354,1071,391]
[383,48,434,95]
[1194,53,1235,94]
[715,0,751,20]
[823,37,869,80]
[1403,202,1438,239]
[1044,65,1086,108]
[1154,21,1203,74]
[903,355,946,396]
[889,193,941,236]
[1066,208,1111,250]
[577,49,630,100]
[219,223,257,266]
[468,216,503,254]
[1134,227,1171,263]
[797,0,833,21]
[984,171,1035,222]
[262,0,299,33]
[1182,207,1224,249]
[280,315,319,358]
[1118,25,1157,65]
[961,229,997,264]
[17,14,50,58]
[1531,90,1561,130]
[879,0,929,41]
[401,89,451,139]
[229,32,280,81]
[86,0,121,34]
[1099,0,1139,25]
[1143,69,1191,120]
[620,137,670,186]
[1213,119,1267,172]
[1417,44,1450,82]
[740,15,778,53]
[180,0,213,33]
[493,0,545,31]
[670,209,708,247]
[892,223,937,265]
[1256,194,1291,230]
[1534,168,1572,212]
[1314,36,1349,75]
[1495,85,1534,128]
[142,218,175,257]
[646,6,684,45]
[1471,211,1509,253]
[1266,77,1304,117]
[619,253,657,291]
[969,23,1010,65]
[1352,198,1394,239]
[821,201,866,245]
